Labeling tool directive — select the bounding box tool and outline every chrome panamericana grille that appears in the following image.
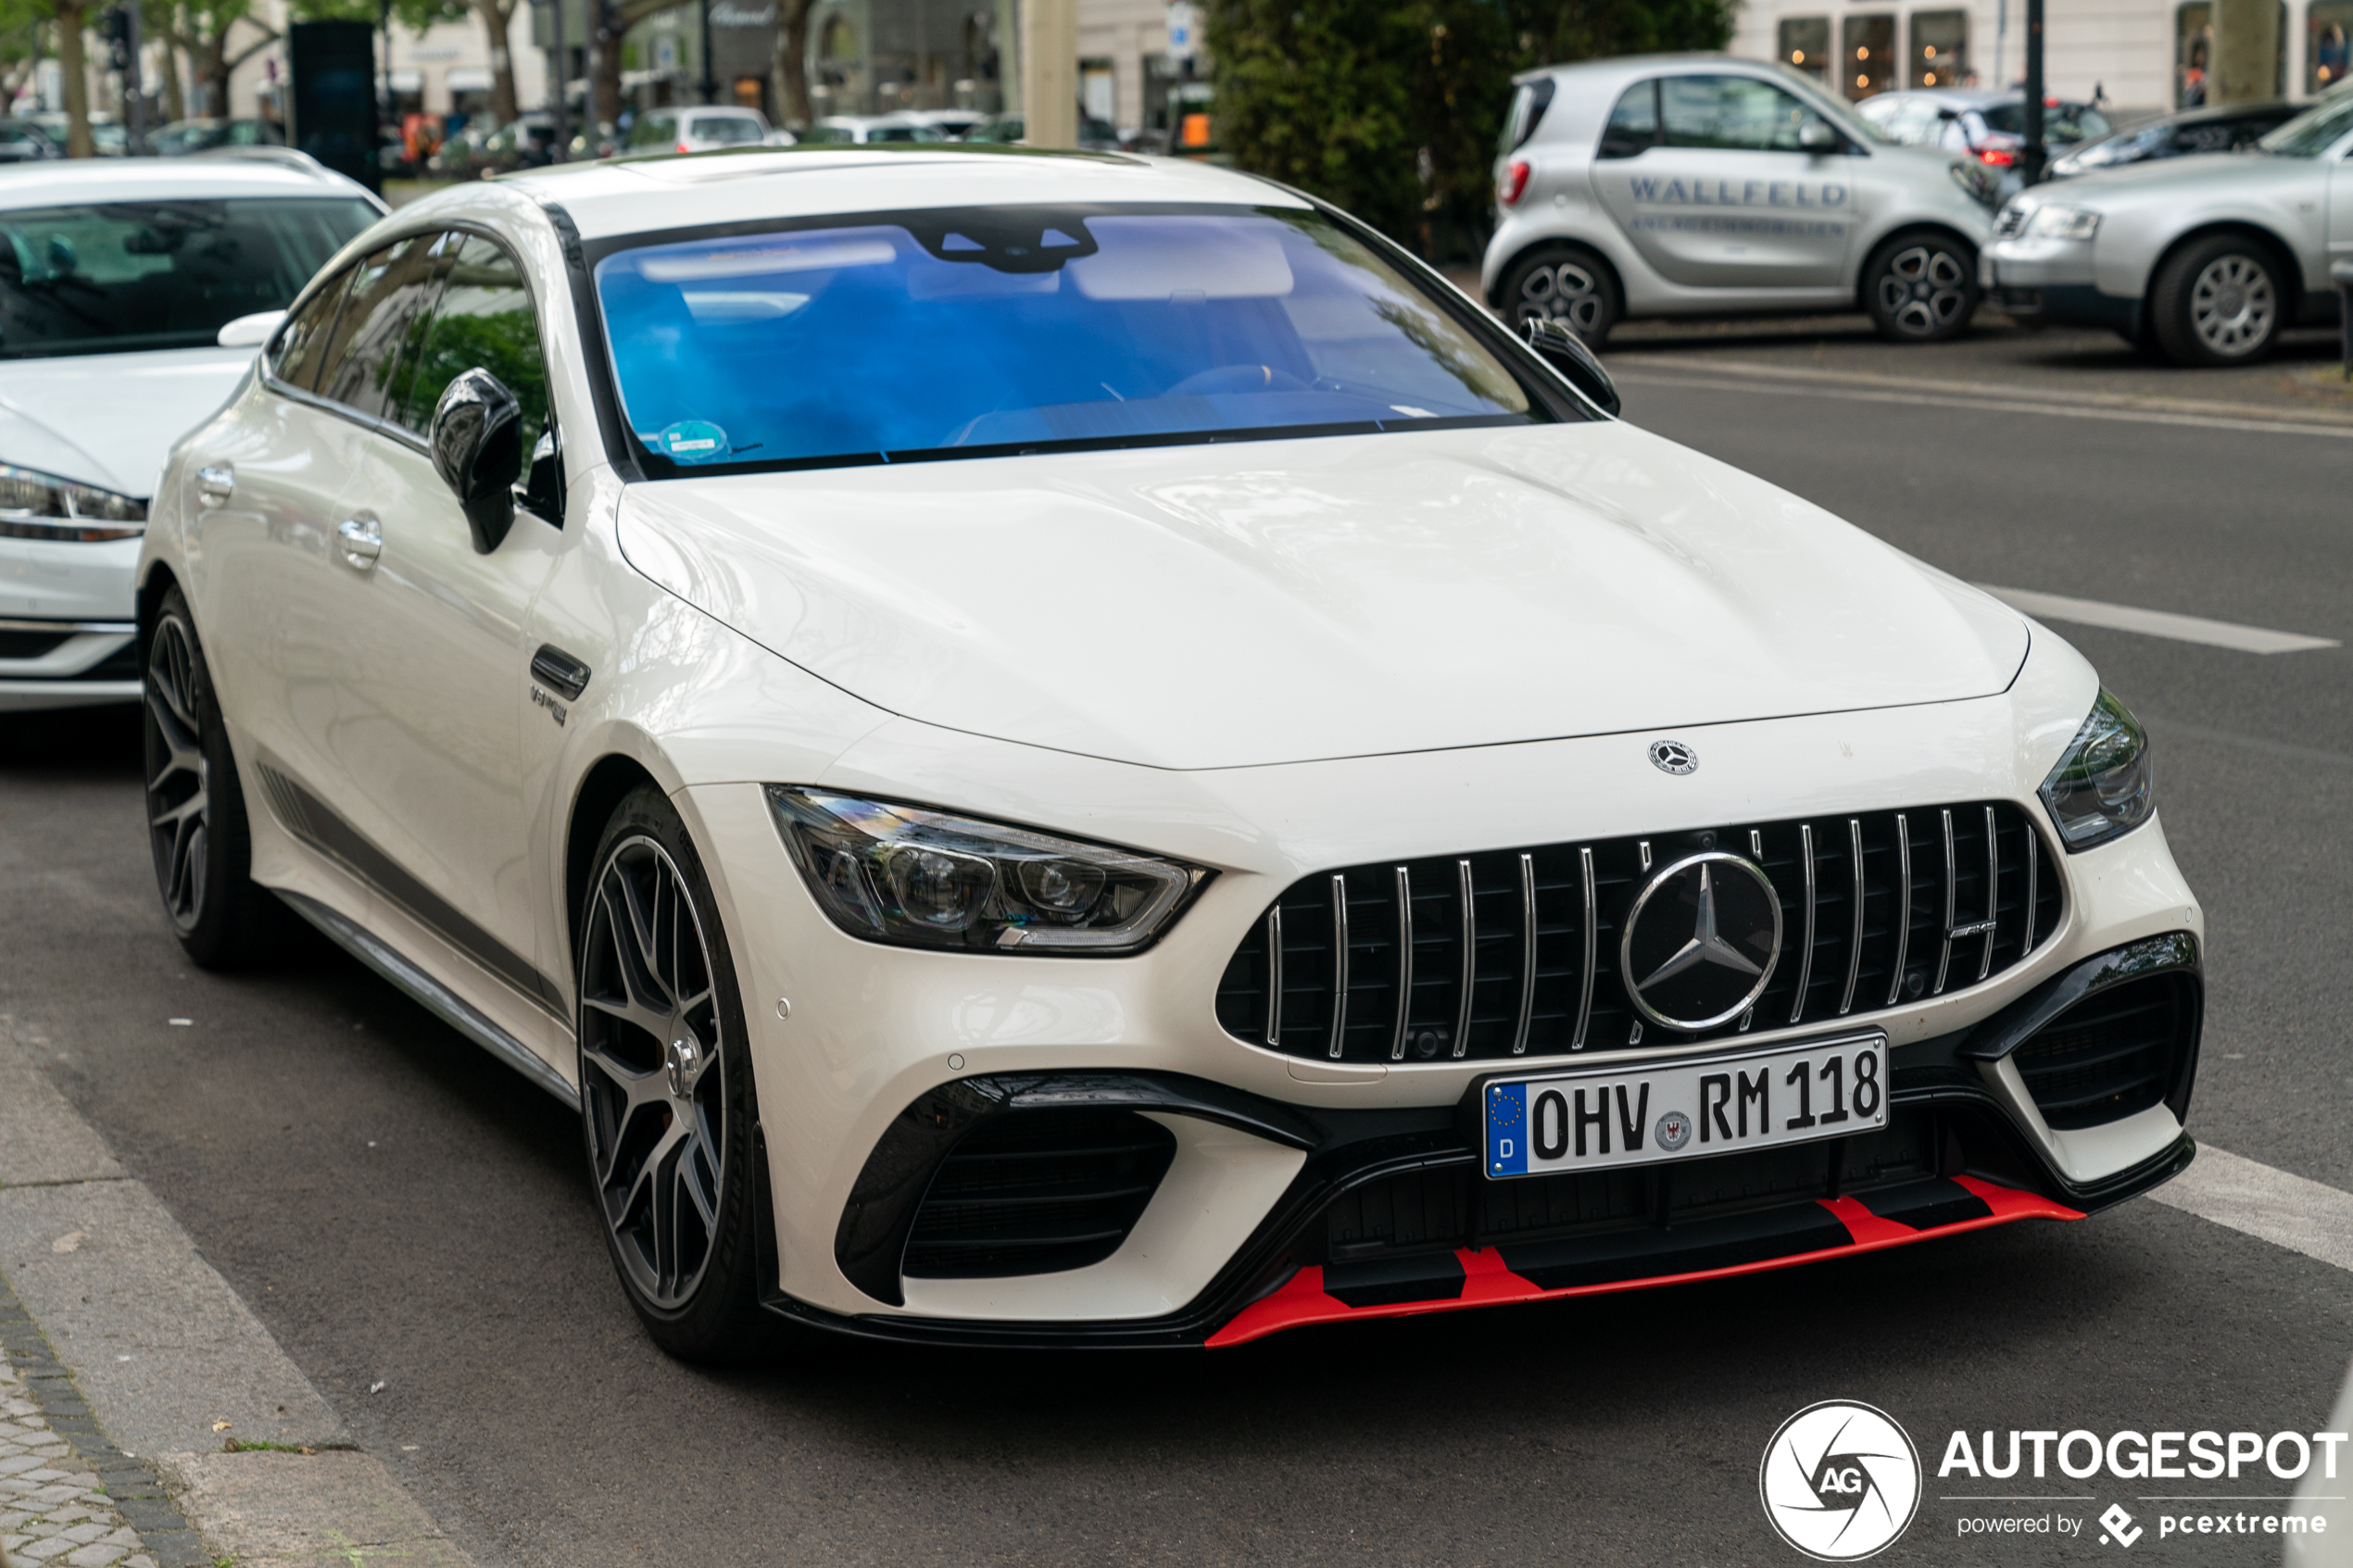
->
[1214,802,2062,1063]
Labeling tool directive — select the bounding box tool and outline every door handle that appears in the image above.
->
[195,464,233,508]
[336,516,382,571]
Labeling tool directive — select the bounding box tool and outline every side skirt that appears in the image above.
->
[278,888,579,1110]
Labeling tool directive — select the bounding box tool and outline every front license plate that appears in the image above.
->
[1483,1032,1888,1180]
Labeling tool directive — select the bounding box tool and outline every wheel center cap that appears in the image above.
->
[664,1032,704,1098]
[1913,281,1931,298]
[2218,288,2245,315]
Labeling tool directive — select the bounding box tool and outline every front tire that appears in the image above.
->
[2150,233,2284,366]
[1501,243,1621,345]
[1862,232,1978,343]
[141,586,284,968]
[576,785,783,1362]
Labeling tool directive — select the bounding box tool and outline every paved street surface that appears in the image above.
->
[3,331,2350,1566]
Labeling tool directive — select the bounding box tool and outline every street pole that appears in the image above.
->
[550,0,569,157]
[1018,0,1074,145]
[2020,0,2044,183]
[698,0,717,103]
[378,0,394,159]
[121,2,143,147]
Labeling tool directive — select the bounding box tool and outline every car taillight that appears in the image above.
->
[1499,158,1531,206]
[1979,146,2017,167]
[676,141,691,154]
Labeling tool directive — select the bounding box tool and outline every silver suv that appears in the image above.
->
[1483,55,2000,345]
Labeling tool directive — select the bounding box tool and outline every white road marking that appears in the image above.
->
[1611,367,2353,441]
[2151,1144,2353,1274]
[1979,584,2342,655]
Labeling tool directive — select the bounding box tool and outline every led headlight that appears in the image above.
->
[767,787,1206,953]
[2024,204,2101,241]
[0,463,146,542]
[2039,689,2154,851]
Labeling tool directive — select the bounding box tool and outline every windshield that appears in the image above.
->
[2260,92,2353,154]
[0,197,377,358]
[595,205,1550,472]
[689,115,763,144]
[1980,102,2113,141]
[1766,65,1893,144]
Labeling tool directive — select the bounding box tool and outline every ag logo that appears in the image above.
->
[1655,1110,1693,1151]
[1758,1400,1921,1561]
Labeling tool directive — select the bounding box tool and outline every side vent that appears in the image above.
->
[902,1108,1177,1279]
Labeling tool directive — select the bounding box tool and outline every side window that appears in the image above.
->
[1597,81,1659,159]
[315,232,451,421]
[1661,75,1818,152]
[627,114,673,149]
[398,235,549,453]
[271,266,358,391]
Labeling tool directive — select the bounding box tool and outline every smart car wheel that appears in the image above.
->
[1863,232,1977,343]
[141,586,283,968]
[2151,234,2283,366]
[1504,245,1619,345]
[577,785,783,1362]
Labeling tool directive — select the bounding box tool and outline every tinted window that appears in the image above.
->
[1979,102,2113,141]
[688,115,763,144]
[1598,82,1658,158]
[399,235,548,448]
[0,197,377,359]
[1661,75,1818,151]
[595,206,1547,473]
[271,265,356,390]
[315,232,450,420]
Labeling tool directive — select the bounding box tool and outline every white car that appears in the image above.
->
[622,107,785,156]
[1981,91,2353,365]
[0,157,381,711]
[1484,55,2001,344]
[138,147,2203,1359]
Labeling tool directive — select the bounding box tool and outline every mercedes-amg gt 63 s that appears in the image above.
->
[136,145,2201,1359]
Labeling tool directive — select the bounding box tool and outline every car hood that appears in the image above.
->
[614,421,2030,771]
[2045,148,2312,206]
[0,345,255,497]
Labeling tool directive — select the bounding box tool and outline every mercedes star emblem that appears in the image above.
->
[1618,851,1782,1031]
[1649,740,1697,775]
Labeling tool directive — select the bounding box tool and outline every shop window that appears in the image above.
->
[1778,18,1830,82]
[2313,0,2353,89]
[1910,10,1969,87]
[1843,14,1897,98]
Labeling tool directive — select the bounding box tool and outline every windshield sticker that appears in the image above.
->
[656,420,730,461]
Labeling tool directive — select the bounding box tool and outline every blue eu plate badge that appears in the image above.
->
[1488,1081,1528,1176]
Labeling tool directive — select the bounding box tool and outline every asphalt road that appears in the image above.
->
[4,348,2351,1568]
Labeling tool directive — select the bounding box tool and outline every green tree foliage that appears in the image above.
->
[1206,0,1734,257]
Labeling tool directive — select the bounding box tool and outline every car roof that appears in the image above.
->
[0,157,372,209]
[479,146,1301,243]
[1514,51,1780,87]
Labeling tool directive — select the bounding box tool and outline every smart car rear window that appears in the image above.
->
[593,205,1558,474]
[0,196,378,358]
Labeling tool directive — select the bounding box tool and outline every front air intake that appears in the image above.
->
[901,1108,1177,1278]
[2012,972,2197,1130]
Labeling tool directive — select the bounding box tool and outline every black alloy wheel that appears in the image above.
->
[1502,244,1621,345]
[576,785,783,1362]
[141,586,283,967]
[1863,232,1979,343]
[2151,233,2284,367]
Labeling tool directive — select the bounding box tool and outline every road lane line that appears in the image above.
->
[1610,370,2353,440]
[1979,584,2342,654]
[2151,1145,2353,1274]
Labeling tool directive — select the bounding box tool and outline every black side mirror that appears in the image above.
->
[430,368,523,553]
[1525,319,1620,418]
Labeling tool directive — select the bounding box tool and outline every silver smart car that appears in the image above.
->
[1484,54,2001,345]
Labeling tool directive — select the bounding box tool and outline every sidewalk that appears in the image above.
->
[0,1017,479,1568]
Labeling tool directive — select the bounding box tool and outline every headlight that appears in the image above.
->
[2039,690,2154,851]
[2024,204,2101,241]
[767,787,1207,953]
[0,462,146,542]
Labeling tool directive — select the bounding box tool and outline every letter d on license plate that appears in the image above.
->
[1483,1031,1888,1179]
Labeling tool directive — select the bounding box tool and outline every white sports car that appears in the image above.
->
[0,157,381,710]
[137,146,2203,1359]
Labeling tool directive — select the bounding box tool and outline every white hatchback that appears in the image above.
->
[139,147,2202,1360]
[0,157,380,710]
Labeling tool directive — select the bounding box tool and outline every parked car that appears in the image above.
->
[146,118,287,157]
[795,115,950,144]
[135,144,2196,1361]
[426,121,497,179]
[0,157,381,712]
[23,112,133,156]
[1982,90,2353,364]
[2047,99,2302,177]
[891,108,986,139]
[0,119,60,162]
[962,112,1122,150]
[1484,56,2000,345]
[623,106,781,155]
[1856,89,2113,172]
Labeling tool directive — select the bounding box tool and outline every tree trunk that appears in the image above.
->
[54,7,94,157]
[158,17,185,123]
[472,0,518,123]
[769,0,812,125]
[592,3,621,129]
